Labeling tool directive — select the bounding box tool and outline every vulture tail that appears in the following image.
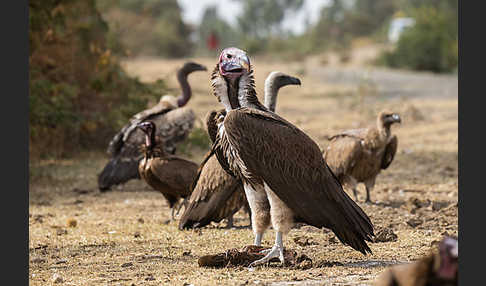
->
[97,156,141,191]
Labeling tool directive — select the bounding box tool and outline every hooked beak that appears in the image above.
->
[392,114,401,123]
[220,54,250,77]
[282,75,301,86]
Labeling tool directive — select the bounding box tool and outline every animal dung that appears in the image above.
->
[198,245,312,268]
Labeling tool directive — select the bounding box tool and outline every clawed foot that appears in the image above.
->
[248,245,284,268]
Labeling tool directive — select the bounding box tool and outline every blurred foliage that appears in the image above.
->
[378,1,458,73]
[196,5,240,56]
[176,127,212,158]
[29,0,168,159]
[96,0,193,57]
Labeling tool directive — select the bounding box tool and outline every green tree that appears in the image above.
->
[97,0,193,57]
[380,5,457,73]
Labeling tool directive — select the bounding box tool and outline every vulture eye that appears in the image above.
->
[227,54,232,59]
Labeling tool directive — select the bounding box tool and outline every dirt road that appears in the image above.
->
[29,54,458,285]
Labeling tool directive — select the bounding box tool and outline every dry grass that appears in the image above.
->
[29,54,457,285]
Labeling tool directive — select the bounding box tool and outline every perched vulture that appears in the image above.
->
[137,121,199,220]
[210,47,374,267]
[178,71,301,230]
[323,110,401,203]
[375,236,458,286]
[97,62,206,191]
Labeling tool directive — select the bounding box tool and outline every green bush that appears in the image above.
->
[378,6,458,73]
[29,0,168,159]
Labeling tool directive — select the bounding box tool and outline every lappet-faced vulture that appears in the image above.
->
[97,62,206,192]
[323,110,401,203]
[210,47,374,267]
[137,121,199,221]
[375,236,458,286]
[178,71,301,230]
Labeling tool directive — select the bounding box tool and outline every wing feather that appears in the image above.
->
[324,136,363,179]
[381,135,398,169]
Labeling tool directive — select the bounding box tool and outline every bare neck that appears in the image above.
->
[264,80,281,112]
[176,68,191,107]
[211,65,266,112]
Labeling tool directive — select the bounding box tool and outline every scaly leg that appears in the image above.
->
[243,183,270,247]
[249,231,284,267]
[254,232,263,246]
[175,198,188,217]
[364,177,376,204]
[226,215,234,229]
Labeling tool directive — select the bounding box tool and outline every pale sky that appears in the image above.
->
[177,0,330,35]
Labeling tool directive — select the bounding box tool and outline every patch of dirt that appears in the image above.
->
[29,55,457,286]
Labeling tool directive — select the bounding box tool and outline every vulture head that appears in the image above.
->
[378,110,401,128]
[182,62,207,74]
[212,47,255,111]
[435,236,458,280]
[265,71,301,90]
[218,47,251,79]
[137,121,156,149]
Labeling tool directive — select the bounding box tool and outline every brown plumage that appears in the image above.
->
[179,72,301,230]
[375,236,458,286]
[98,62,206,191]
[323,110,401,203]
[137,121,199,220]
[210,47,374,266]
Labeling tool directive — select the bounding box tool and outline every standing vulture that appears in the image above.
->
[178,71,301,230]
[375,236,458,286]
[210,47,374,267]
[137,121,199,221]
[323,110,401,203]
[97,62,206,191]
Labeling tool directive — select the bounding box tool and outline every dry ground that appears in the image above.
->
[29,50,458,285]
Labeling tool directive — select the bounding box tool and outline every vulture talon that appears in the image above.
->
[249,244,285,268]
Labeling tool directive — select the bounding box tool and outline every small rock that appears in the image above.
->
[374,228,398,243]
[145,275,155,281]
[121,262,133,267]
[137,218,145,224]
[55,259,68,264]
[432,201,450,211]
[406,197,430,213]
[31,257,46,263]
[134,232,141,238]
[407,218,423,228]
[328,236,338,244]
[56,228,68,236]
[182,251,191,256]
[66,218,77,228]
[52,273,63,283]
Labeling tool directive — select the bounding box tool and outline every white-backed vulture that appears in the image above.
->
[323,110,401,203]
[210,47,374,267]
[137,121,199,221]
[178,72,301,230]
[375,236,458,286]
[97,62,206,191]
